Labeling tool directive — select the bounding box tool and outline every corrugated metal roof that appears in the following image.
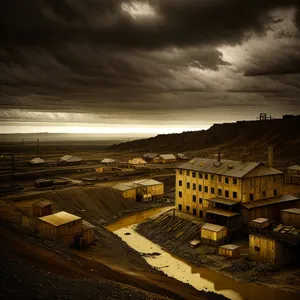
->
[143,153,159,159]
[244,166,283,177]
[242,194,299,209]
[251,218,269,224]
[82,220,95,230]
[101,158,116,163]
[128,158,147,165]
[219,244,240,250]
[206,208,240,217]
[39,211,81,227]
[29,157,45,164]
[113,182,136,191]
[281,208,300,215]
[159,154,176,160]
[177,158,282,178]
[201,222,226,232]
[206,197,238,206]
[33,200,52,208]
[60,155,82,162]
[132,179,163,186]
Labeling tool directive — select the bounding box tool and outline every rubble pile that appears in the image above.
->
[273,224,300,236]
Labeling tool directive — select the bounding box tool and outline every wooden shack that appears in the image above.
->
[249,218,270,229]
[33,200,52,217]
[281,208,300,228]
[112,183,136,201]
[82,220,95,245]
[201,223,227,246]
[285,165,300,185]
[218,244,240,258]
[249,234,293,268]
[38,211,82,246]
[132,179,164,201]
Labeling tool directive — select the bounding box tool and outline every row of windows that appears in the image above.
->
[178,171,237,184]
[177,204,204,217]
[178,190,237,199]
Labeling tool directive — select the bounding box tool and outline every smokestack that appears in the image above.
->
[241,153,247,164]
[217,149,221,162]
[268,146,274,168]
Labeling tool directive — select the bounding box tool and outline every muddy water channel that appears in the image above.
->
[106,207,299,300]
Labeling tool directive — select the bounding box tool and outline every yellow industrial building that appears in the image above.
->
[175,148,299,231]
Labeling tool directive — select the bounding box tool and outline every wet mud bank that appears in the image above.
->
[136,213,300,296]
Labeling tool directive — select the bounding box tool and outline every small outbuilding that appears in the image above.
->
[112,182,137,201]
[285,165,300,185]
[60,155,82,164]
[38,211,82,246]
[33,200,52,217]
[201,223,227,246]
[82,220,95,245]
[142,153,159,163]
[281,208,300,228]
[218,244,240,258]
[128,158,147,168]
[132,179,164,201]
[249,218,270,229]
[153,154,177,164]
[100,158,116,165]
[34,179,54,188]
[29,157,45,165]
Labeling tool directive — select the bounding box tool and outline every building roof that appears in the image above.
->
[201,222,226,232]
[219,244,240,250]
[288,165,300,170]
[281,208,300,215]
[33,200,52,208]
[206,208,240,217]
[243,166,283,178]
[39,211,81,227]
[101,158,116,163]
[29,157,45,165]
[159,154,176,160]
[242,194,299,209]
[143,153,159,159]
[113,182,136,191]
[60,155,82,162]
[35,179,54,183]
[128,158,147,165]
[177,158,282,178]
[82,219,95,230]
[132,179,163,186]
[251,217,269,224]
[206,197,238,206]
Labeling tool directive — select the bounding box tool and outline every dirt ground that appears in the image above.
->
[137,213,300,295]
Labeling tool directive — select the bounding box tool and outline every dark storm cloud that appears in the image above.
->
[0,0,300,116]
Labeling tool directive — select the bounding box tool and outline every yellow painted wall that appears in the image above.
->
[145,184,164,196]
[121,189,136,200]
[201,227,227,241]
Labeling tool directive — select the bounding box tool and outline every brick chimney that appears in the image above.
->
[268,146,274,168]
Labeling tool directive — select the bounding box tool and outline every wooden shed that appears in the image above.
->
[82,220,95,245]
[281,208,300,228]
[201,223,227,246]
[249,234,293,268]
[33,200,52,217]
[38,211,82,246]
[249,218,270,229]
[218,244,240,258]
[112,183,137,201]
[132,179,164,201]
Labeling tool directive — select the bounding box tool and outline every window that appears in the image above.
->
[192,195,196,202]
[179,191,182,198]
[225,177,229,184]
[233,191,237,199]
[211,187,215,194]
[233,178,237,185]
[225,190,229,198]
[192,172,196,178]
[186,205,190,212]
[204,173,208,180]
[262,191,266,198]
[218,188,222,196]
[178,204,182,211]
[199,198,203,204]
[254,246,260,251]
[187,170,190,176]
[193,208,196,216]
[198,184,202,192]
[199,210,203,218]
[179,180,182,186]
[211,174,214,181]
[187,182,190,189]
[218,175,222,182]
[250,193,254,201]
[273,189,278,196]
[199,172,203,179]
[179,169,183,175]
[204,186,208,193]
[193,183,196,190]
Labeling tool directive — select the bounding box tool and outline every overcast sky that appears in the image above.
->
[1,1,300,135]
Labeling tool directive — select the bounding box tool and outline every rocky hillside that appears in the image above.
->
[108,117,300,164]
